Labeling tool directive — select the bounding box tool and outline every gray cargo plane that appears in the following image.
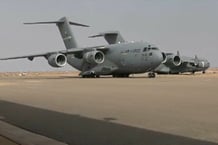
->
[0,17,163,78]
[154,51,210,74]
[90,31,210,75]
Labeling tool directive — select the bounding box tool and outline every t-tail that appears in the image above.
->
[24,17,89,49]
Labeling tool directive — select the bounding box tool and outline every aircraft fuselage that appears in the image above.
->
[67,41,163,76]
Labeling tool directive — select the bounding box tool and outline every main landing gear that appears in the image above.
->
[148,72,156,78]
[81,71,100,78]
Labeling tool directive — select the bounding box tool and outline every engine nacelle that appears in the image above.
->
[166,55,182,66]
[83,51,105,64]
[161,52,167,63]
[47,53,67,67]
[197,61,205,68]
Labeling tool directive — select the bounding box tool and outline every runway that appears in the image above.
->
[0,71,218,145]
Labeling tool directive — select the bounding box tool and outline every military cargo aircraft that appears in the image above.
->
[0,17,164,78]
[154,51,210,74]
[90,31,210,75]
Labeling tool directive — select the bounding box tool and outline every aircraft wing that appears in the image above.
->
[181,56,195,63]
[0,46,108,61]
[180,56,196,66]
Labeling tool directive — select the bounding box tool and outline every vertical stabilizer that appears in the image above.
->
[24,17,90,49]
[57,17,77,49]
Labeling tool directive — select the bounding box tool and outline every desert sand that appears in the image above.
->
[0,69,218,145]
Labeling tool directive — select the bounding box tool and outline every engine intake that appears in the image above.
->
[161,52,167,63]
[166,55,182,66]
[197,61,205,68]
[84,51,105,64]
[47,53,67,67]
[173,56,181,66]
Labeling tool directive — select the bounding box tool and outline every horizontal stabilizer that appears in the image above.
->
[89,31,121,38]
[89,31,125,44]
[24,17,90,27]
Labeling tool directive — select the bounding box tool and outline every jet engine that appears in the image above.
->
[161,52,167,63]
[47,53,67,67]
[197,61,205,68]
[83,51,105,64]
[166,55,182,66]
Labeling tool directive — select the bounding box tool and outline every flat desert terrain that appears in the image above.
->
[0,69,218,145]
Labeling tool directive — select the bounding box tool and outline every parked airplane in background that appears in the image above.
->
[154,51,210,74]
[89,31,126,45]
[0,17,164,78]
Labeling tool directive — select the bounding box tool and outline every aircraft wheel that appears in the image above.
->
[203,71,205,74]
[148,72,156,78]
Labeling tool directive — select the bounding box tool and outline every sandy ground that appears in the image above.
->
[0,69,218,145]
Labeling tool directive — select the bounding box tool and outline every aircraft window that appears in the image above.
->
[143,47,147,52]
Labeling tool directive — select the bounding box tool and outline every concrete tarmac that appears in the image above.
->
[0,71,218,145]
[0,136,19,145]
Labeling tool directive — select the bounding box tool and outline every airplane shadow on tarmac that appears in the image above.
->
[0,100,217,145]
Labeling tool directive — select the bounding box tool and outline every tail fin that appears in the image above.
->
[194,55,199,65]
[176,51,180,56]
[24,17,89,49]
[89,31,125,44]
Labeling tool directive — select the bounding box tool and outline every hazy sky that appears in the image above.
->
[0,0,217,72]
